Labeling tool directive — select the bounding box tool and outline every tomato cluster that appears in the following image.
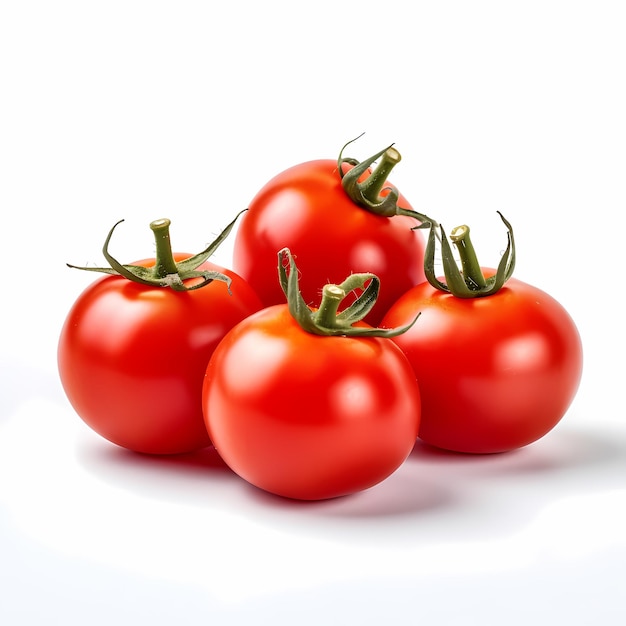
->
[58,137,583,500]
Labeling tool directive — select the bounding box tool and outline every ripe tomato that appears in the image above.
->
[58,215,263,455]
[202,249,422,500]
[381,216,583,454]
[232,139,431,325]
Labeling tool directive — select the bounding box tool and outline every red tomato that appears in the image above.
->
[58,217,263,455]
[202,303,422,500]
[381,274,583,454]
[232,144,428,325]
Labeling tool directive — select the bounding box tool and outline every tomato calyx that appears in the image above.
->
[424,211,516,298]
[278,247,419,337]
[67,210,246,292]
[337,135,435,228]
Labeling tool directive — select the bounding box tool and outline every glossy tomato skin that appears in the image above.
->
[202,304,422,500]
[232,159,426,325]
[58,255,263,455]
[381,274,583,454]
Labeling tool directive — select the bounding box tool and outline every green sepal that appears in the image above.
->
[337,135,435,228]
[277,248,419,337]
[424,211,516,298]
[67,210,246,292]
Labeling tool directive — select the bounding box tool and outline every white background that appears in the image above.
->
[1,1,625,624]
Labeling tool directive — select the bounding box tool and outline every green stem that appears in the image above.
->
[150,219,179,278]
[449,224,487,290]
[337,137,436,226]
[67,212,245,292]
[314,284,346,328]
[423,212,516,298]
[277,247,419,337]
[359,147,402,205]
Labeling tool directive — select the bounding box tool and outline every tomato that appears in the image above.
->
[58,214,263,455]
[381,215,583,454]
[232,139,432,325]
[202,249,422,500]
